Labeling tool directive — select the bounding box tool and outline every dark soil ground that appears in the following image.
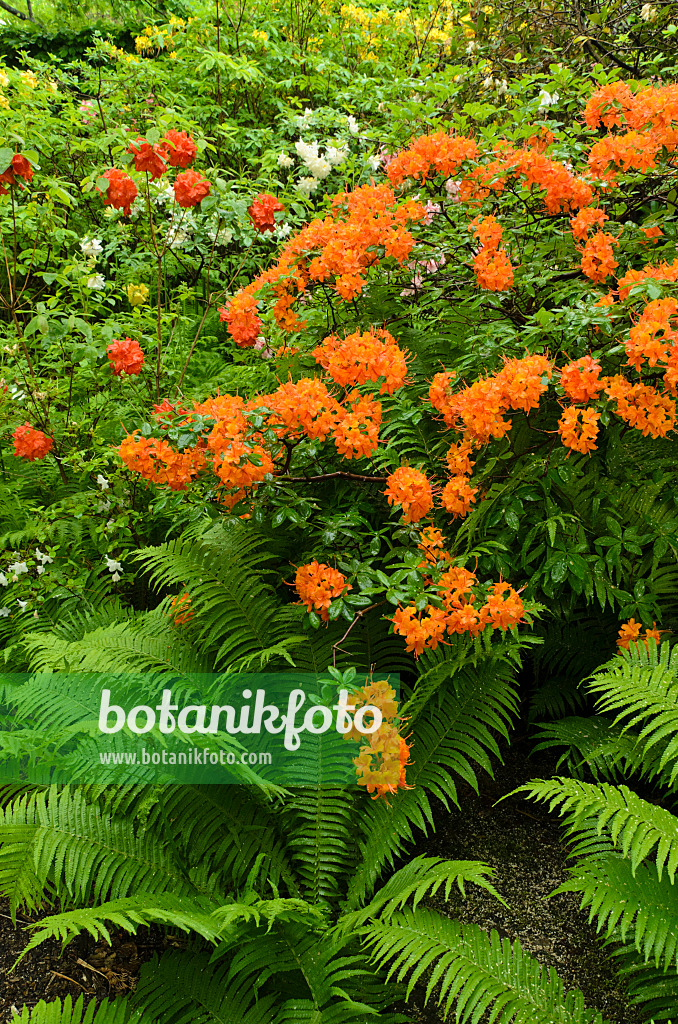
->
[0,745,644,1022]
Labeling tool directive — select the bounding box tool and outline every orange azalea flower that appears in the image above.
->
[248,193,284,233]
[98,169,137,217]
[174,169,210,208]
[560,356,603,403]
[163,129,196,168]
[558,406,600,455]
[294,561,351,622]
[107,337,144,376]
[314,327,408,394]
[384,467,434,523]
[12,423,53,461]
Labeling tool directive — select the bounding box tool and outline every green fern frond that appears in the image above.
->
[282,787,357,904]
[555,855,678,971]
[610,942,678,1021]
[17,893,224,962]
[361,907,606,1023]
[13,995,142,1024]
[519,777,678,881]
[345,663,519,910]
[337,855,501,934]
[0,786,204,915]
[588,641,678,783]
[132,951,278,1024]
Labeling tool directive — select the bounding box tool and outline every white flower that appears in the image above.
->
[16,600,28,611]
[640,3,656,20]
[325,145,348,167]
[37,566,45,575]
[166,223,193,248]
[423,201,441,225]
[105,555,123,573]
[538,89,559,108]
[277,152,294,168]
[295,140,319,164]
[482,76,494,90]
[80,237,103,259]
[207,223,233,246]
[8,562,27,576]
[366,154,382,172]
[495,79,509,97]
[111,572,121,583]
[97,474,110,490]
[466,40,478,54]
[106,519,116,531]
[346,115,359,135]
[86,273,106,290]
[0,574,6,586]
[98,499,112,512]
[151,183,175,206]
[276,223,293,238]
[0,606,10,617]
[296,176,319,197]
[305,155,332,179]
[35,548,53,564]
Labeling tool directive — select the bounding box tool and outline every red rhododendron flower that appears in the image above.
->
[98,169,138,217]
[128,139,168,179]
[174,169,210,208]
[248,193,284,233]
[0,154,34,194]
[12,423,53,461]
[107,337,145,376]
[163,130,197,168]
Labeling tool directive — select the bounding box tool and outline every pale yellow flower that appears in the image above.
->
[125,283,149,306]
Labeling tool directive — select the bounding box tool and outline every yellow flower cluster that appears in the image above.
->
[125,283,149,306]
[100,40,139,64]
[252,29,269,43]
[0,68,8,110]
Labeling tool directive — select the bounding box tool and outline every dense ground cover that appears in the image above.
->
[1,0,678,1020]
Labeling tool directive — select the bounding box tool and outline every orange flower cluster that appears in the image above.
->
[617,617,662,650]
[441,475,477,518]
[12,423,53,461]
[625,297,678,374]
[218,183,425,343]
[580,231,619,284]
[313,328,408,394]
[118,434,205,490]
[98,169,138,217]
[391,569,525,656]
[351,678,411,802]
[174,169,210,208]
[384,467,433,523]
[417,526,450,567]
[586,82,678,178]
[558,406,600,455]
[560,356,603,403]
[219,293,262,348]
[170,592,194,625]
[385,132,478,185]
[332,391,381,460]
[163,130,196,168]
[640,226,663,244]
[294,561,351,621]
[107,337,144,376]
[604,376,676,438]
[570,207,608,241]
[429,354,552,444]
[459,146,594,213]
[129,138,168,179]
[248,193,284,233]
[617,258,678,300]
[470,215,513,291]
